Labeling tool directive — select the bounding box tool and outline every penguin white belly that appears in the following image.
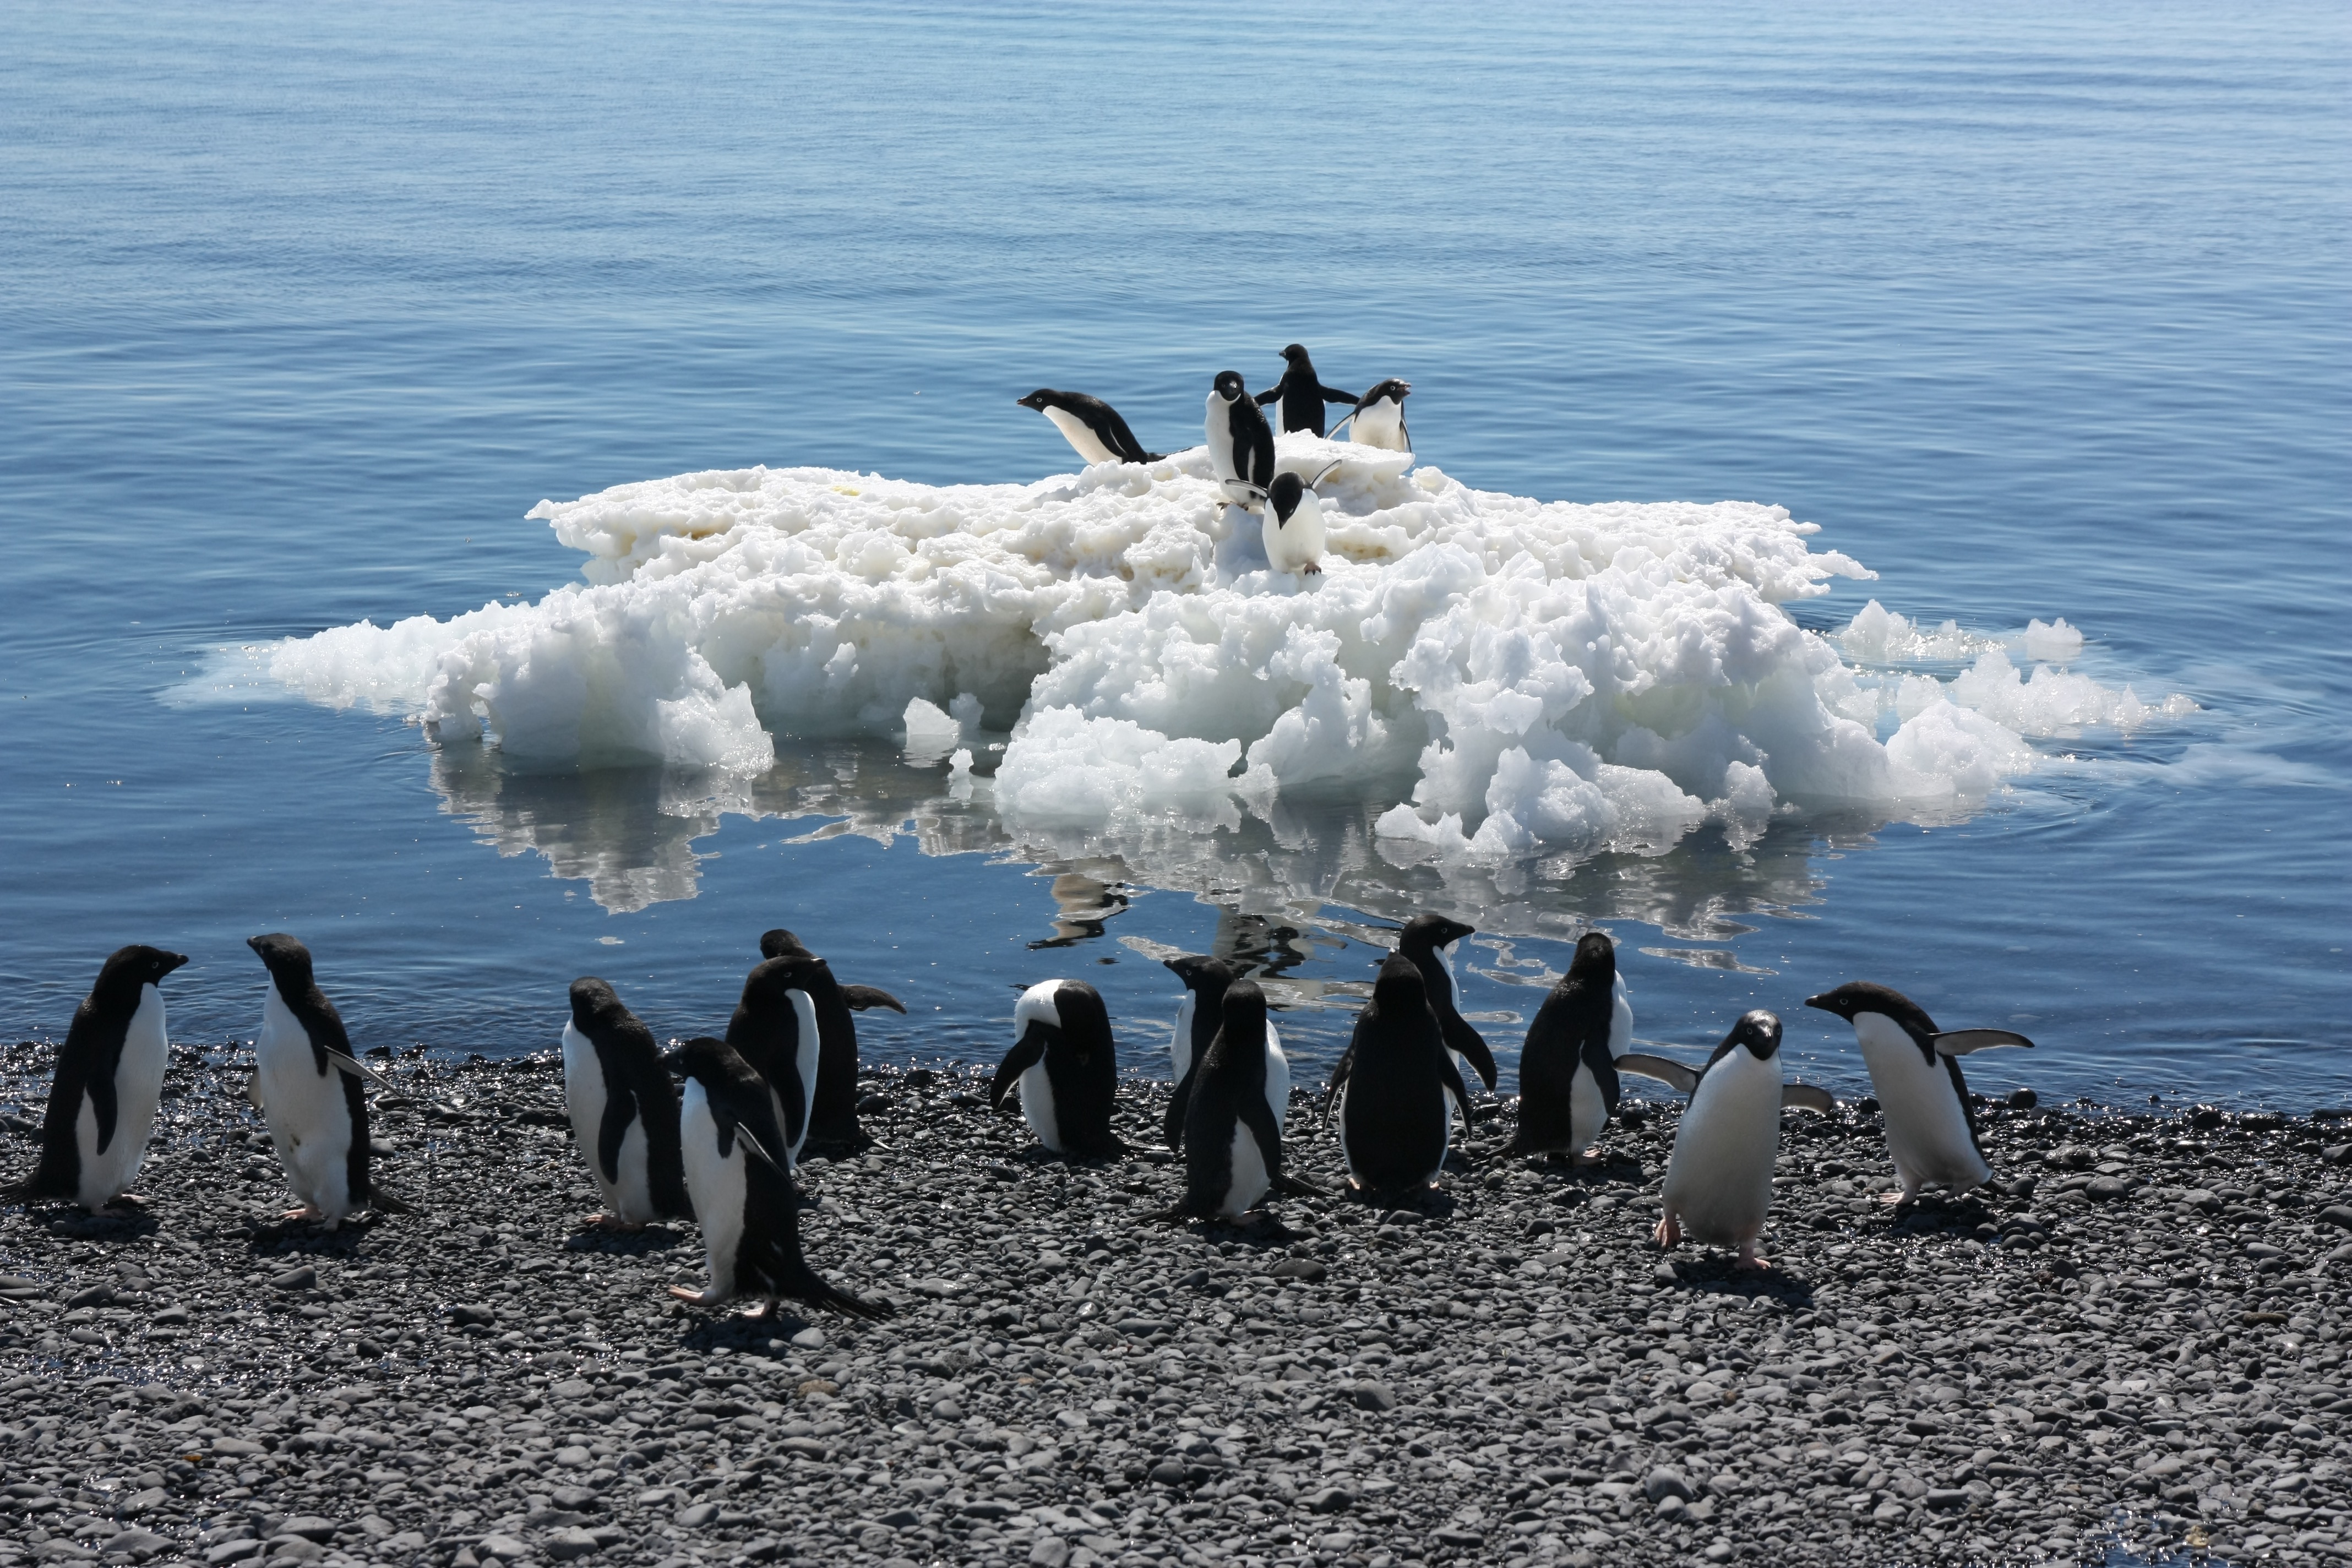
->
[1568,1060,1605,1153]
[1661,1050,1781,1249]
[1170,994,1194,1084]
[1262,492,1326,575]
[1204,392,1237,481]
[679,1080,744,1300]
[560,1021,617,1206]
[78,983,167,1209]
[256,983,355,1223]
[610,1121,654,1223]
[1856,1016,1989,1193]
[1352,401,1405,450]
[1017,1063,1063,1153]
[1221,1123,1270,1218]
[787,988,819,1164]
[1265,1023,1290,1133]
[1043,406,1117,465]
[1609,974,1634,1059]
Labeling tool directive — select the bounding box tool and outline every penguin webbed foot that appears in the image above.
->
[1735,1248,1773,1272]
[583,1212,647,1233]
[106,1192,150,1209]
[668,1284,725,1306]
[1653,1212,1682,1250]
[282,1205,325,1224]
[1302,562,1321,576]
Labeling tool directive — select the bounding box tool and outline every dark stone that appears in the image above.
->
[1303,1487,1357,1515]
[1643,1468,1694,1503]
[269,1266,317,1291]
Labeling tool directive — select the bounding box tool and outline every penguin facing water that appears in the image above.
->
[668,1035,891,1320]
[1326,955,1474,1195]
[247,934,401,1228]
[1,945,188,1213]
[1397,913,1499,1093]
[1206,371,1277,506]
[1342,379,1412,451]
[757,929,905,1153]
[1017,389,1164,467]
[1646,1010,1837,1269]
[1163,954,1288,1151]
[1164,980,1321,1220]
[1260,472,1328,577]
[1509,931,1635,1163]
[1805,981,2034,1201]
[1253,344,1358,438]
[562,978,691,1230]
[991,979,1125,1160]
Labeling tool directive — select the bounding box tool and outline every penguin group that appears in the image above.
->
[3,916,2036,1332]
[1019,344,1413,580]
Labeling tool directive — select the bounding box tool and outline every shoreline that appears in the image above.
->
[3,1044,2348,1567]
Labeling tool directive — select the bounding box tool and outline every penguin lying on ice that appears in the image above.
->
[1,945,188,1213]
[1805,981,2034,1202]
[1507,930,1635,1164]
[1017,389,1163,466]
[1161,979,1322,1221]
[562,977,692,1230]
[991,979,1126,1160]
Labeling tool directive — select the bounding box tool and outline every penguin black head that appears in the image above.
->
[1370,952,1429,1010]
[1280,344,1311,364]
[1268,471,1304,524]
[1362,377,1412,404]
[97,944,189,1000]
[568,976,629,1033]
[1221,977,1269,1039]
[1726,1009,1784,1061]
[1566,930,1616,983]
[671,1035,739,1086]
[1164,954,1237,996]
[1804,981,1922,1027]
[1212,370,1246,400]
[1017,390,1055,411]
[759,928,810,961]
[246,933,314,989]
[742,954,823,1010]
[1398,912,1476,959]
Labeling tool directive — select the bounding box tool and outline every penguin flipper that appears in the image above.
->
[1164,1062,1199,1153]
[1618,1053,1702,1095]
[324,1047,397,1092]
[88,1071,119,1157]
[1781,1084,1837,1114]
[989,1026,1049,1110]
[1320,1046,1357,1128]
[1932,1028,2037,1055]
[1272,1171,1326,1197]
[839,985,907,1015]
[367,1185,417,1216]
[1450,1023,1499,1093]
[1238,1088,1284,1182]
[597,1086,638,1185]
[1440,1052,1475,1130]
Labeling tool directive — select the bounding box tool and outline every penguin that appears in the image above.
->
[1163,980,1322,1219]
[1017,389,1164,466]
[990,979,1125,1160]
[725,956,824,1168]
[1507,930,1636,1164]
[667,1035,891,1319]
[754,929,906,1152]
[1162,954,1289,1152]
[1325,955,1474,1195]
[561,977,692,1230]
[1396,913,1499,1093]
[1252,344,1359,437]
[247,934,401,1228]
[1341,379,1412,452]
[1205,370,1277,505]
[1647,1010,1836,1270]
[1804,981,2034,1202]
[1260,472,1328,577]
[1,945,188,1213]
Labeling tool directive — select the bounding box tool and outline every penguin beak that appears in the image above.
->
[1801,993,1834,1013]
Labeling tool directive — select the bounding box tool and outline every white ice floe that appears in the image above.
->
[268,438,2195,867]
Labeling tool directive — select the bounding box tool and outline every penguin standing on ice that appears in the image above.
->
[667,1035,892,1320]
[1,945,188,1213]
[1507,931,1635,1163]
[1206,371,1278,505]
[1017,390,1163,466]
[990,979,1125,1159]
[247,934,402,1228]
[1162,981,1321,1220]
[561,977,692,1230]
[1340,379,1412,451]
[1253,344,1359,437]
[1325,955,1473,1195]
[755,930,905,1153]
[1646,1010,1836,1269]
[1259,472,1329,577]
[1804,981,2034,1201]
[1397,913,1499,1093]
[1163,954,1288,1151]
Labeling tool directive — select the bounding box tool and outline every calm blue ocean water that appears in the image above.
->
[2,1,2345,1108]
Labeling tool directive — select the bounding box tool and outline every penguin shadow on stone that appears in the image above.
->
[1657,1253,1817,1308]
[24,1202,160,1244]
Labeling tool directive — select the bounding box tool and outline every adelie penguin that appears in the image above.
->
[1805,981,2034,1202]
[1,945,188,1213]
[1017,389,1163,467]
[1507,930,1635,1164]
[667,1035,891,1320]
[1259,472,1328,578]
[1642,1010,1836,1270]
[990,979,1126,1160]
[1253,344,1358,438]
[1341,379,1412,452]
[1325,955,1474,1196]
[1162,954,1289,1152]
[1160,980,1321,1221]
[1397,913,1499,1095]
[247,934,407,1228]
[1205,370,1277,507]
[756,929,905,1153]
[561,977,692,1231]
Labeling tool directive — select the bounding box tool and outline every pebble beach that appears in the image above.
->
[5,1043,2351,1568]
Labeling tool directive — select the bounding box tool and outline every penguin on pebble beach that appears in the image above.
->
[1254,344,1359,438]
[560,977,692,1230]
[1397,913,1499,1093]
[1325,955,1474,1195]
[1161,979,1320,1220]
[992,979,1126,1160]
[667,1035,892,1320]
[1,944,188,1213]
[1507,930,1634,1164]
[1206,370,1278,507]
[1805,981,2034,1202]
[247,934,405,1228]
[1163,954,1288,1150]
[725,955,824,1168]
[1647,1010,1836,1270]
[756,929,904,1153]
[1017,389,1163,466]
